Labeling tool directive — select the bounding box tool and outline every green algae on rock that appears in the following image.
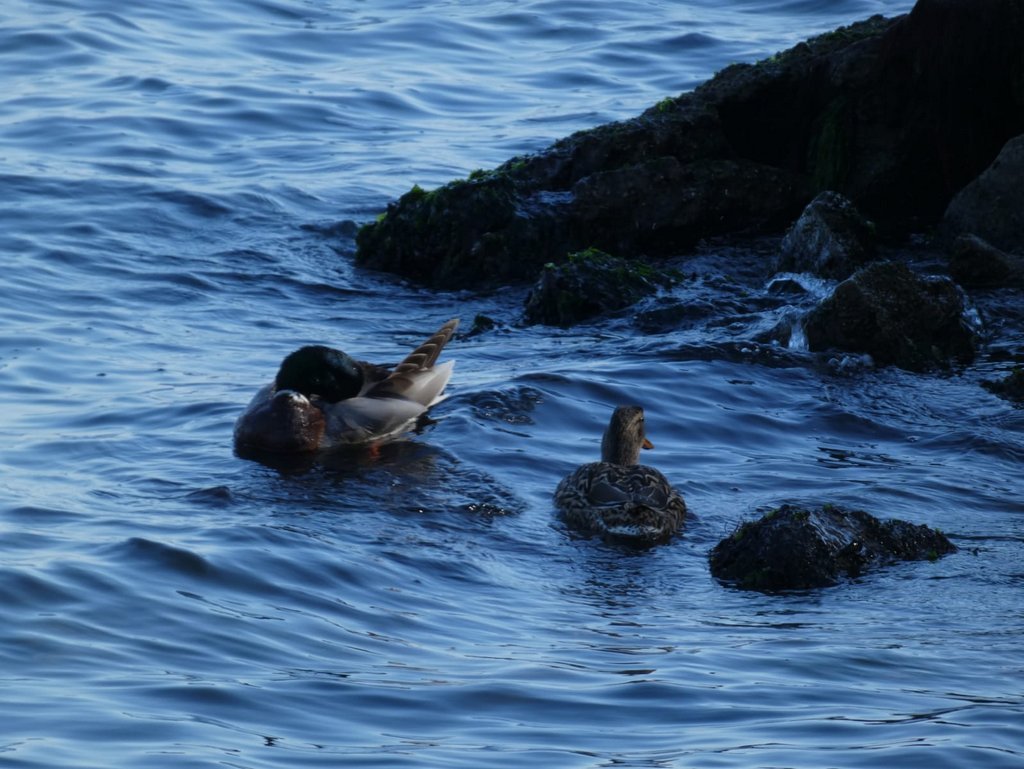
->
[355,174,567,288]
[804,261,978,371]
[523,248,681,327]
[354,0,1024,290]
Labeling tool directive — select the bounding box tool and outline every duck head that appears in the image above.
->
[275,345,364,403]
[600,405,655,466]
[234,389,326,453]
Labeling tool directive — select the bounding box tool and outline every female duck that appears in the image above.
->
[555,405,686,542]
[234,318,458,453]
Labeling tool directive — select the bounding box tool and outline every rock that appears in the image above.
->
[948,233,1024,288]
[944,134,1024,257]
[765,276,810,296]
[569,157,808,259]
[709,504,957,591]
[803,261,977,370]
[355,176,570,287]
[777,191,876,279]
[354,0,1024,289]
[523,248,679,327]
[465,314,499,337]
[803,0,1024,225]
[982,367,1024,402]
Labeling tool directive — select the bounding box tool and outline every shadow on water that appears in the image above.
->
[235,433,525,521]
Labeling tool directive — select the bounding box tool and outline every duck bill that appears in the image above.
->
[642,438,654,450]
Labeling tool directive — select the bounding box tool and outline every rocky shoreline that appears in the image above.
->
[353,0,1023,372]
[348,0,1023,585]
[355,0,1023,291]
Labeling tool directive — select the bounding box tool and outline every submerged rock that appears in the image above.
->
[709,504,956,591]
[776,191,876,279]
[982,367,1024,403]
[464,313,500,338]
[523,248,680,327]
[803,262,977,371]
[944,134,1024,259]
[354,0,1024,289]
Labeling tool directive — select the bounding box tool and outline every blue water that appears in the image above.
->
[2,1,1023,767]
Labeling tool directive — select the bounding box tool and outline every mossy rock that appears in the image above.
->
[352,1,1024,288]
[523,248,680,327]
[948,233,1024,288]
[355,175,570,288]
[804,261,978,371]
[944,134,1024,257]
[777,190,877,279]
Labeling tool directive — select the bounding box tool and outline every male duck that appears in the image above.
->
[234,318,459,453]
[555,405,687,542]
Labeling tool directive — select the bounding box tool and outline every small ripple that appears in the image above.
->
[0,30,76,56]
[462,385,545,426]
[652,31,725,51]
[4,505,84,524]
[183,485,236,508]
[0,568,77,609]
[82,11,145,32]
[105,537,213,577]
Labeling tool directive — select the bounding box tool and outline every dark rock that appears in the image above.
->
[810,0,1024,225]
[465,314,498,337]
[982,367,1024,402]
[355,176,570,287]
[765,276,811,295]
[523,248,679,327]
[569,157,808,258]
[695,0,1024,225]
[355,0,1024,288]
[709,503,957,591]
[943,134,1024,257]
[633,296,722,334]
[777,191,876,279]
[804,261,977,370]
[948,233,1024,288]
[766,280,806,297]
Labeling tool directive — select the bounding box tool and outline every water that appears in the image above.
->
[2,1,1022,767]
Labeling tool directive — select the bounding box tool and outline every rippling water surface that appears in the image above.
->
[2,1,1022,767]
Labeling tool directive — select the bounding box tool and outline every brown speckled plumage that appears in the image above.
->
[555,405,686,543]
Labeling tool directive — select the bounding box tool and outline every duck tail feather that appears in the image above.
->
[365,319,458,401]
[391,318,459,375]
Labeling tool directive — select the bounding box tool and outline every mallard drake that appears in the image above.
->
[555,405,686,542]
[234,318,459,453]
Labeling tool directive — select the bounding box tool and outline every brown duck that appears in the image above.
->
[555,405,687,542]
